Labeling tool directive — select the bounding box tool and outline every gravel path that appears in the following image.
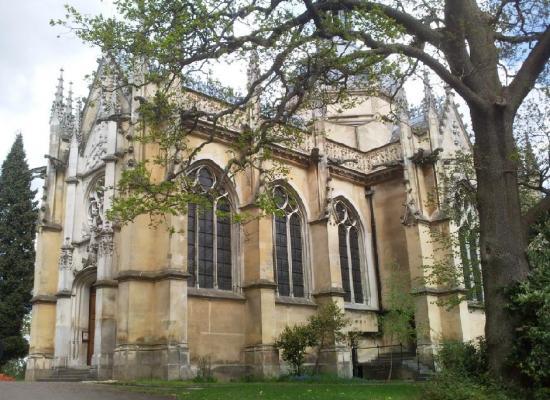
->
[0,382,176,400]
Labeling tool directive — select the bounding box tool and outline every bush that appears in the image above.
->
[507,221,550,389]
[0,358,26,380]
[193,356,216,383]
[423,372,510,400]
[436,339,488,380]
[274,324,315,375]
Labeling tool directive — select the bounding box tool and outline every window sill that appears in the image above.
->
[344,302,378,312]
[188,287,246,302]
[275,296,318,307]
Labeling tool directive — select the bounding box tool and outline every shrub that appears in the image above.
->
[274,324,315,375]
[193,356,216,383]
[423,372,510,400]
[507,220,550,389]
[436,339,488,379]
[0,358,26,380]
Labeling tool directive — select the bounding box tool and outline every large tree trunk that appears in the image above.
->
[470,105,531,381]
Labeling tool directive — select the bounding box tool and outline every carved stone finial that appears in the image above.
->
[50,68,65,122]
[422,69,435,111]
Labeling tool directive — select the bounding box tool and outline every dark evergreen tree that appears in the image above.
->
[0,134,38,368]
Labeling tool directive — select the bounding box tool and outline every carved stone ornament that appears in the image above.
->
[98,222,114,257]
[58,237,74,270]
[88,177,106,229]
[84,124,108,171]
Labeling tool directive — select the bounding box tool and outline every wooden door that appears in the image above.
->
[87,286,96,366]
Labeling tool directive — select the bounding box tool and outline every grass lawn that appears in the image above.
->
[111,379,422,400]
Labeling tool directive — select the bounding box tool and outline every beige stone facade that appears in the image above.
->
[26,64,485,381]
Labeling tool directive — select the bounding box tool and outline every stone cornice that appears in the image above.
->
[116,269,190,282]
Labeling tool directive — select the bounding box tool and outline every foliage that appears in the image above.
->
[423,339,510,400]
[506,219,550,389]
[0,135,37,368]
[193,356,217,383]
[275,301,350,375]
[436,339,488,380]
[307,300,349,373]
[274,324,315,376]
[422,371,510,400]
[0,358,26,381]
[379,263,417,344]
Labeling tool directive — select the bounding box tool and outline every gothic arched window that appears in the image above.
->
[458,214,483,303]
[272,185,305,298]
[187,165,232,290]
[334,200,367,304]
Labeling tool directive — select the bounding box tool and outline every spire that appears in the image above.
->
[246,50,261,129]
[74,98,83,143]
[422,69,435,111]
[247,50,260,92]
[65,81,73,114]
[50,68,65,123]
[55,68,64,104]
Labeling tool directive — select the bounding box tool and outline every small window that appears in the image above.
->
[273,186,305,298]
[334,200,367,304]
[187,166,232,290]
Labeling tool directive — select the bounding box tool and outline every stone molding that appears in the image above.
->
[94,279,119,288]
[30,294,57,304]
[312,287,346,298]
[116,269,190,283]
[55,290,72,298]
[242,279,278,290]
[275,296,318,307]
[411,286,467,297]
[188,287,246,301]
[40,223,63,232]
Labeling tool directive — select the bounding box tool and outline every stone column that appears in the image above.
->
[241,206,280,377]
[26,226,63,380]
[53,240,74,368]
[92,225,118,379]
[310,218,352,378]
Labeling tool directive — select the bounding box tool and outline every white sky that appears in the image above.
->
[0,1,452,171]
[0,0,114,169]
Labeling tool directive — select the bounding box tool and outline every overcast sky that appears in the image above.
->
[0,1,439,172]
[0,1,115,169]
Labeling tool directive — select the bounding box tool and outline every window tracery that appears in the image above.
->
[272,185,305,298]
[334,200,368,304]
[186,165,232,290]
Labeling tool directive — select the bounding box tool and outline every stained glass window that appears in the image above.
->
[273,186,305,298]
[335,200,367,304]
[187,166,232,290]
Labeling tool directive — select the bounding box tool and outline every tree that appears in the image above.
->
[0,135,38,368]
[57,0,550,383]
[274,324,315,375]
[308,300,349,374]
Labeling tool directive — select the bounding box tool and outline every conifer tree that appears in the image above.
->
[0,134,38,368]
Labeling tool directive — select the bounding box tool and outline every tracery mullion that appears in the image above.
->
[213,198,218,290]
[345,226,355,303]
[285,213,294,297]
[194,205,200,288]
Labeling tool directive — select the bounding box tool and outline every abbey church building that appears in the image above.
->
[26,63,486,381]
